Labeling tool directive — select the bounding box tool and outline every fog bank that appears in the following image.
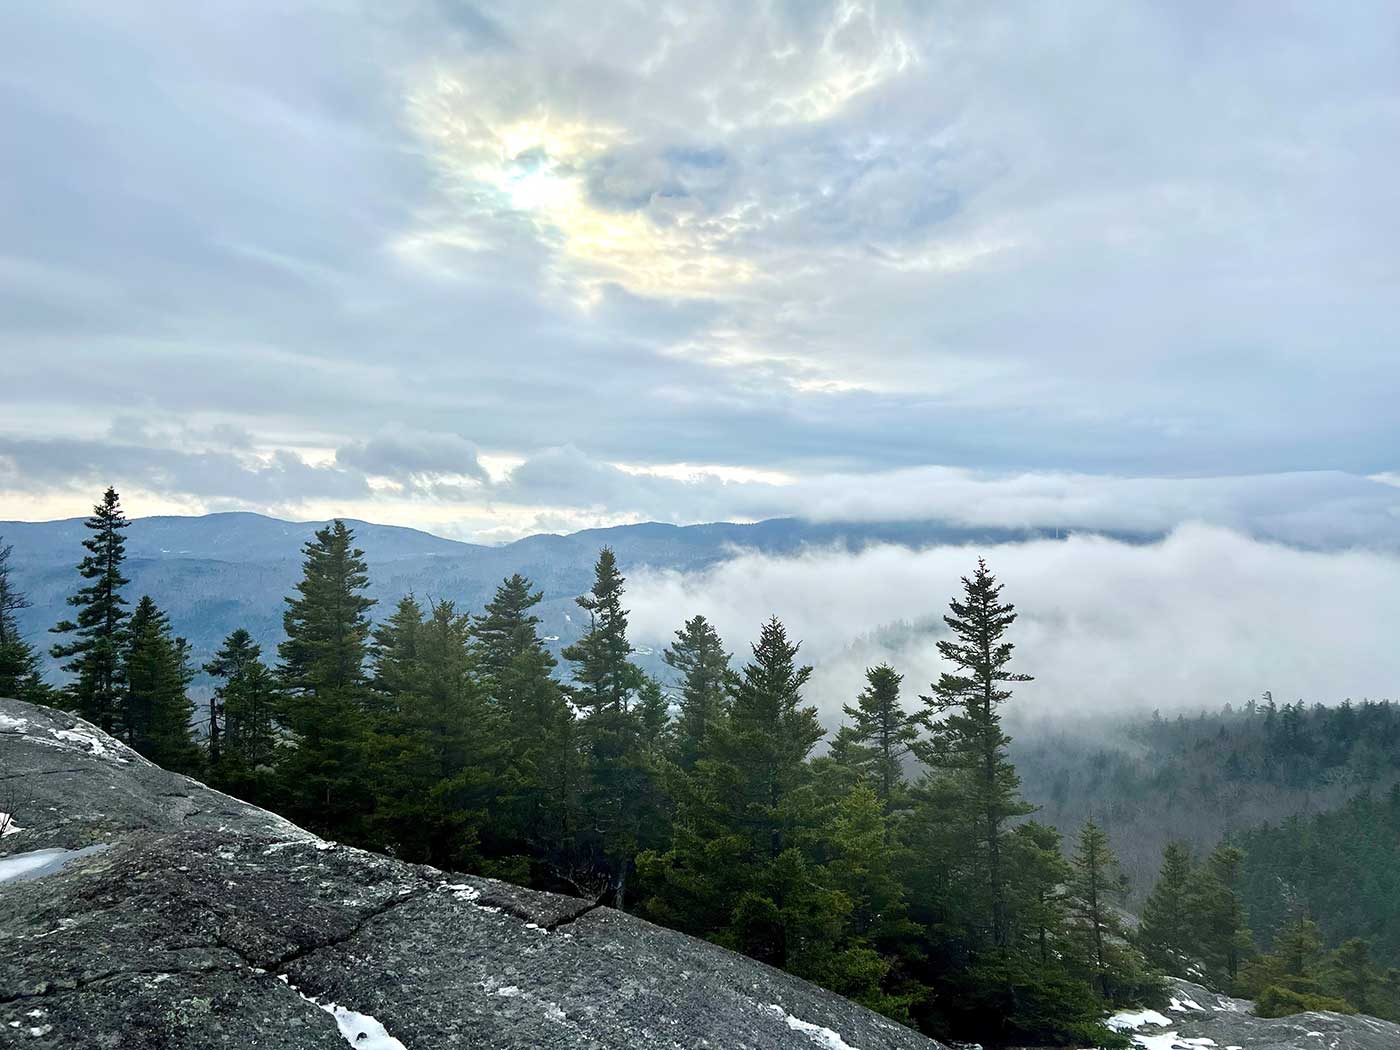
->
[626,525,1400,727]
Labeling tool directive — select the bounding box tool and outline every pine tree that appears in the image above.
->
[915,558,1034,948]
[641,617,830,970]
[473,574,546,677]
[843,663,919,808]
[663,614,732,769]
[562,547,632,715]
[370,599,502,870]
[370,594,424,709]
[1187,845,1251,985]
[124,596,199,773]
[276,520,375,836]
[1006,821,1072,966]
[562,549,656,906]
[472,574,578,880]
[203,628,279,788]
[1140,841,1197,971]
[0,538,49,703]
[1069,818,1129,997]
[49,486,130,731]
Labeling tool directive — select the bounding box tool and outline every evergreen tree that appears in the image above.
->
[49,486,130,731]
[1006,821,1072,966]
[473,574,578,881]
[369,594,424,710]
[1186,845,1251,985]
[124,596,199,773]
[1140,841,1197,971]
[0,539,49,702]
[642,617,831,972]
[276,520,375,836]
[915,558,1034,948]
[203,628,279,791]
[473,574,546,676]
[562,549,655,905]
[1069,818,1130,998]
[562,548,633,715]
[370,599,502,869]
[843,663,919,808]
[663,614,732,769]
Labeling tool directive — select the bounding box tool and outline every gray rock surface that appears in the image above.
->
[0,698,943,1049]
[1108,978,1400,1050]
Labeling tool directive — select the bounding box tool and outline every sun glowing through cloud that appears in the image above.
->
[399,84,756,301]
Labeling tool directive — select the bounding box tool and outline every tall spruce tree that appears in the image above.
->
[915,558,1034,948]
[1140,841,1197,971]
[473,574,578,879]
[370,599,502,870]
[124,596,199,773]
[204,628,279,788]
[562,549,658,906]
[0,539,49,702]
[641,617,831,971]
[276,520,375,835]
[663,614,732,769]
[1186,844,1251,984]
[1068,818,1130,997]
[370,594,424,709]
[49,486,130,731]
[843,663,919,808]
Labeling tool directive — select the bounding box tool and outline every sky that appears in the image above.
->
[2,2,1399,547]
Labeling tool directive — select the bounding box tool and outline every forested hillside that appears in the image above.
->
[1012,697,1400,894]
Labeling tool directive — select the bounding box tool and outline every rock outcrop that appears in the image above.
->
[0,698,943,1049]
[1109,978,1400,1050]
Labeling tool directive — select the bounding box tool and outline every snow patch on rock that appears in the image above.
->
[765,1003,864,1050]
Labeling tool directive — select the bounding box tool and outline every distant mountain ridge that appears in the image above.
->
[2,511,1119,684]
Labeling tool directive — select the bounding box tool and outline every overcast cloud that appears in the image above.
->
[2,2,1398,551]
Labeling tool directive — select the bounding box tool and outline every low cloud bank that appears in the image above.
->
[626,525,1400,728]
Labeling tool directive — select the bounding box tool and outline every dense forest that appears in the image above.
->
[1013,697,1400,895]
[5,488,1400,1042]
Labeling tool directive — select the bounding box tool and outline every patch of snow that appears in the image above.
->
[283,975,407,1050]
[46,726,132,764]
[1170,995,1205,1011]
[0,812,23,837]
[0,714,30,732]
[318,1002,407,1050]
[495,986,521,998]
[763,1004,862,1050]
[1108,1009,1172,1031]
[0,845,108,884]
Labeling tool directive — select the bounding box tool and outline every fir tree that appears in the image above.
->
[1187,845,1251,985]
[1140,841,1197,971]
[49,486,130,731]
[473,574,578,880]
[843,663,919,808]
[642,617,829,970]
[915,558,1034,948]
[370,599,502,869]
[203,628,279,787]
[370,594,424,709]
[0,539,49,703]
[562,547,633,715]
[663,614,732,769]
[124,596,199,773]
[276,520,375,835]
[562,549,655,906]
[1069,818,1129,997]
